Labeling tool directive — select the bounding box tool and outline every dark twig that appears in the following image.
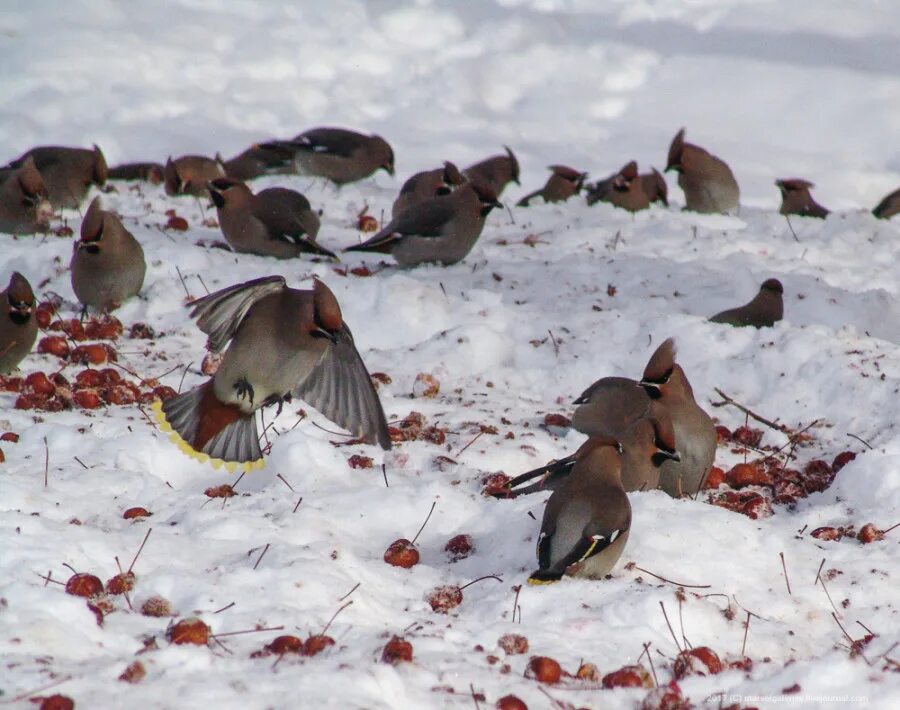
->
[470,683,481,710]
[213,602,235,614]
[659,601,682,652]
[711,388,790,433]
[630,564,711,589]
[410,501,437,545]
[320,600,353,636]
[339,582,361,602]
[382,463,389,488]
[741,611,751,657]
[847,433,873,450]
[458,575,503,591]
[175,266,193,299]
[211,625,284,639]
[292,497,303,514]
[127,528,153,573]
[779,552,792,596]
[275,473,294,492]
[253,543,270,570]
[785,214,799,242]
[455,431,484,457]
[43,436,49,488]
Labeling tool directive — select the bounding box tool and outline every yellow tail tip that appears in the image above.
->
[527,575,560,586]
[151,398,265,473]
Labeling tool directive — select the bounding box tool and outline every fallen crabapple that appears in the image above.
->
[412,372,440,398]
[105,571,136,596]
[673,646,723,678]
[525,656,561,684]
[140,595,173,617]
[119,660,146,684]
[65,572,104,598]
[496,696,528,710]
[445,534,474,562]
[253,635,304,658]
[497,633,528,655]
[381,635,413,664]
[384,539,420,568]
[831,451,856,473]
[167,617,210,646]
[302,634,335,657]
[726,462,772,489]
[602,664,653,688]
[575,662,601,682]
[123,507,151,520]
[37,335,70,358]
[37,695,75,710]
[426,575,502,614]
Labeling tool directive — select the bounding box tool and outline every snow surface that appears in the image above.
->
[1,1,899,708]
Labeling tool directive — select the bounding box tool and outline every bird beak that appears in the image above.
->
[208,183,225,208]
[312,326,338,344]
[638,380,660,394]
[659,449,681,462]
[382,164,395,177]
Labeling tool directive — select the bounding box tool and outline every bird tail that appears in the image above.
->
[527,570,563,586]
[153,381,264,472]
[515,190,541,208]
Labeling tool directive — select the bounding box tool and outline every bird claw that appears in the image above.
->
[262,391,292,416]
[234,377,254,406]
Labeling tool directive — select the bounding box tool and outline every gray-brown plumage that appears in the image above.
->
[344,180,502,267]
[527,436,631,585]
[585,162,652,211]
[464,146,520,196]
[156,276,391,469]
[391,162,462,218]
[0,157,53,234]
[710,278,784,329]
[873,186,900,220]
[164,155,226,197]
[640,168,668,206]
[70,197,146,312]
[108,162,165,185]
[2,145,107,209]
[273,127,395,185]
[638,339,716,498]
[666,128,739,214]
[516,165,587,207]
[776,179,829,218]
[501,402,680,498]
[222,143,297,181]
[0,272,38,374]
[207,177,333,259]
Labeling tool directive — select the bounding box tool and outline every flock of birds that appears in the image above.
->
[1,125,897,583]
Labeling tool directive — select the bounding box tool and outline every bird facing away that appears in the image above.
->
[0,156,53,234]
[500,402,680,498]
[2,145,107,209]
[70,197,146,313]
[710,278,784,329]
[873,186,900,220]
[666,128,739,214]
[222,143,297,181]
[638,338,716,498]
[516,165,587,207]
[207,178,334,260]
[391,161,463,218]
[776,179,829,218]
[164,155,226,197]
[640,168,668,206]
[108,162,165,184]
[528,436,632,585]
[0,272,38,374]
[464,146,520,196]
[154,276,391,471]
[344,180,502,267]
[272,127,395,185]
[585,162,653,211]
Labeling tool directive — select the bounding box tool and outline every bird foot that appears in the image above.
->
[261,391,292,416]
[233,377,255,406]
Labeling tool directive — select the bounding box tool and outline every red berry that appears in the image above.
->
[525,656,561,684]
[65,573,104,598]
[381,635,413,664]
[384,539,419,568]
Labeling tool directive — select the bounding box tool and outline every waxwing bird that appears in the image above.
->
[270,127,394,185]
[222,143,297,181]
[70,197,146,313]
[710,278,784,329]
[570,376,651,440]
[2,145,107,209]
[154,276,391,470]
[872,186,900,220]
[164,155,226,197]
[516,165,587,207]
[464,146,520,196]
[108,162,165,184]
[585,162,652,211]
[776,179,829,218]
[527,436,631,585]
[344,180,502,267]
[0,272,38,374]
[665,128,739,214]
[638,338,716,498]
[392,161,463,218]
[0,157,53,234]
[501,403,680,498]
[207,178,334,259]
[606,161,650,212]
[640,168,668,206]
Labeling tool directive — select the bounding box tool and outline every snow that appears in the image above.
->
[1,1,899,708]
